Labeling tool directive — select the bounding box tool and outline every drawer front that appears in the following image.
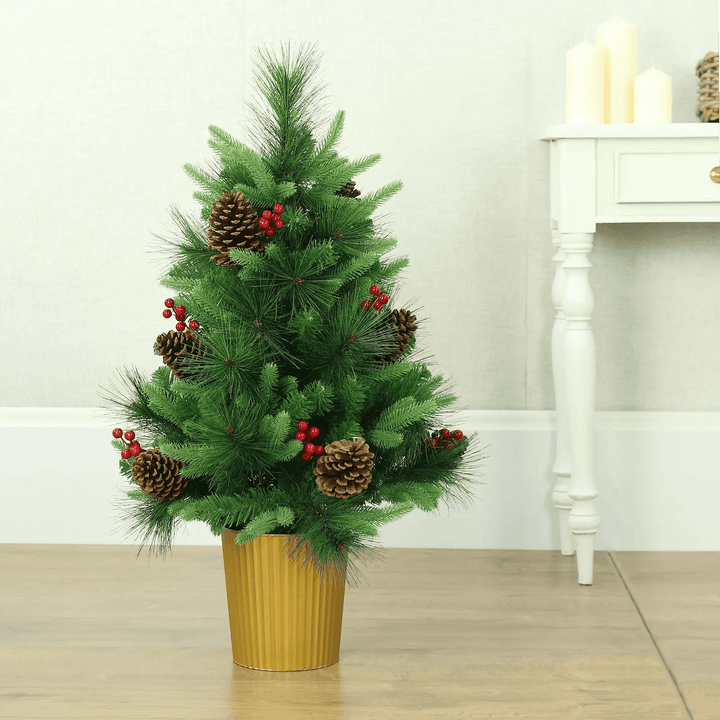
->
[596,138,720,219]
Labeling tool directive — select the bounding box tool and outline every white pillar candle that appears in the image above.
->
[633,68,672,123]
[596,15,638,122]
[566,41,604,123]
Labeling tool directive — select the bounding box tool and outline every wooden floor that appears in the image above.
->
[1,546,718,720]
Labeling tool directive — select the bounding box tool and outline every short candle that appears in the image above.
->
[633,68,672,123]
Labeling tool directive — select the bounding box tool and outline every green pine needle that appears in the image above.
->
[101,43,485,589]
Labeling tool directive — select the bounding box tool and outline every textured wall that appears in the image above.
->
[1,0,717,410]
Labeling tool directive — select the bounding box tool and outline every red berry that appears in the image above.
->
[361,300,371,310]
[175,305,186,316]
[112,428,123,438]
[273,204,284,215]
[297,420,308,431]
[440,429,450,439]
[121,448,131,459]
[164,298,175,308]
[304,443,316,456]
[162,309,172,319]
[265,228,275,237]
[273,219,284,229]
[452,430,463,440]
[314,445,324,455]
[370,285,380,296]
[129,443,141,457]
[124,430,135,442]
[188,320,199,331]
[175,313,186,322]
[373,299,383,310]
[377,293,389,304]
[308,426,320,439]
[295,431,307,442]
[176,322,186,331]
[262,210,272,219]
[431,438,440,448]
[443,440,454,450]
[300,452,312,461]
[258,217,270,229]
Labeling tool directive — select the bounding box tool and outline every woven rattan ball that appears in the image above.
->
[695,52,718,122]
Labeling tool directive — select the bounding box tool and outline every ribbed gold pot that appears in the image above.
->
[221,529,347,671]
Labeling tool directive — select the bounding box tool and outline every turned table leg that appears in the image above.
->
[550,229,574,556]
[560,233,600,585]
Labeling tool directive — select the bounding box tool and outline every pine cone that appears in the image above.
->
[335,180,361,198]
[155,330,203,379]
[131,447,187,500]
[211,253,238,268]
[372,309,418,363]
[208,191,267,266]
[313,438,374,499]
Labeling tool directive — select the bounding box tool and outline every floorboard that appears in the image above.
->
[612,551,720,720]
[0,545,702,719]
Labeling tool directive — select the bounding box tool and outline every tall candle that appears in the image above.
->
[633,69,672,123]
[596,15,638,122]
[566,41,604,123]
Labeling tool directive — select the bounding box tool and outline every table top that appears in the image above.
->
[543,123,719,140]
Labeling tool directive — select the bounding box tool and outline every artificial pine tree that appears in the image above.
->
[101,44,482,588]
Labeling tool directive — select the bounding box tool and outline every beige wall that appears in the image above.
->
[1,0,717,410]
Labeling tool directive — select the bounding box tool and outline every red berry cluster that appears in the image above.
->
[360,285,390,311]
[112,428,143,459]
[162,298,199,332]
[258,204,285,237]
[295,420,324,461]
[421,428,465,453]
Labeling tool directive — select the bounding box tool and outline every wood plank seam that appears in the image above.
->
[608,551,694,720]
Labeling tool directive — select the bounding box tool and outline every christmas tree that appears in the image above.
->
[101,44,482,588]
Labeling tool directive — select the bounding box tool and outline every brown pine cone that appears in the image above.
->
[391,309,418,353]
[155,330,203,379]
[335,180,361,198]
[131,447,187,500]
[211,253,238,268]
[313,438,374,499]
[371,308,418,363]
[208,191,267,266]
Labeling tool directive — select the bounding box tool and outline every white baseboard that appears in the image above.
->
[1,408,718,551]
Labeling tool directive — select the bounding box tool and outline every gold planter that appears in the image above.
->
[221,529,347,671]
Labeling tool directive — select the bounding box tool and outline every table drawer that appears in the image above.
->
[596,138,720,219]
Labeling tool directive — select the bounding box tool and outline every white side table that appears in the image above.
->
[541,123,720,585]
